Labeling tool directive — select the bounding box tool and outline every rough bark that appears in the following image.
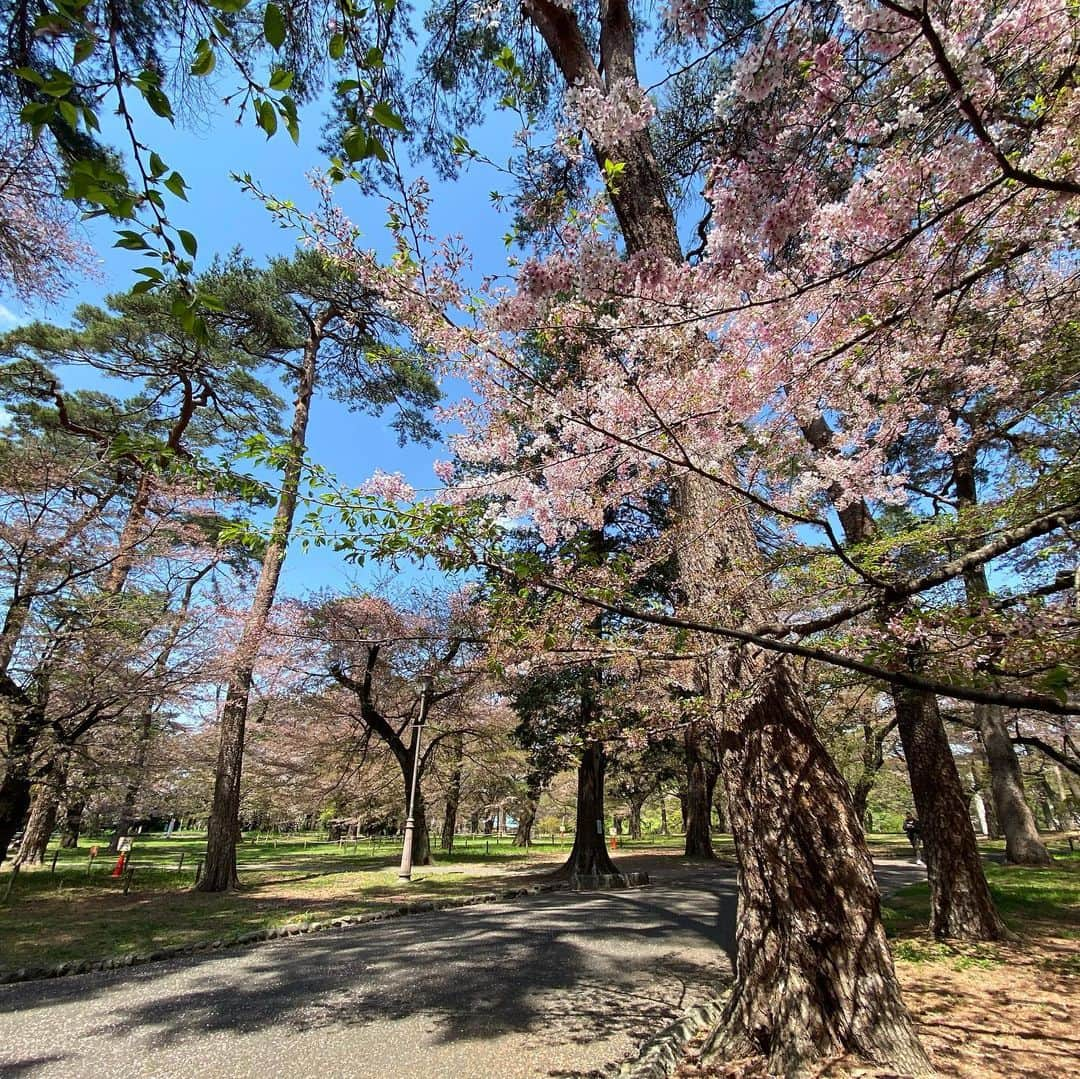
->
[441,733,463,854]
[0,711,40,864]
[521,1,929,1068]
[703,664,931,1075]
[892,684,1008,941]
[952,455,1051,866]
[560,740,620,880]
[659,797,669,836]
[200,310,328,892]
[15,757,65,867]
[684,722,716,858]
[628,797,644,839]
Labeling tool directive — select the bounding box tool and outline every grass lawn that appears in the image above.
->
[2,828,1052,980]
[0,830,577,973]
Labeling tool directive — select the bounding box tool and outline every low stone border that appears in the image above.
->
[616,996,728,1079]
[0,873,652,987]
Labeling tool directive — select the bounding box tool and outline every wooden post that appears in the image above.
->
[194,859,203,886]
[177,852,185,875]
[50,848,61,873]
[123,865,135,894]
[87,850,97,876]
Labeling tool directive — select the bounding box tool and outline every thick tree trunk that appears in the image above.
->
[0,713,41,864]
[200,313,327,893]
[514,801,537,847]
[60,795,86,848]
[628,798,644,839]
[659,797,669,836]
[977,703,1050,865]
[704,664,931,1074]
[892,684,1007,940]
[514,776,540,847]
[441,734,463,854]
[684,722,716,858]
[15,757,65,867]
[560,741,620,880]
[522,4,928,1068]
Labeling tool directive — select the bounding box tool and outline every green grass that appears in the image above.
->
[882,847,1080,969]
[0,831,569,972]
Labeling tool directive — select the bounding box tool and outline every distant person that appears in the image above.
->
[903,814,922,864]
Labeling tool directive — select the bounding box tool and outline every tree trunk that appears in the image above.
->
[952,455,1051,867]
[441,734,463,854]
[522,4,928,1067]
[977,703,1050,865]
[851,717,895,831]
[108,713,155,854]
[199,312,328,893]
[560,740,620,880]
[514,775,540,847]
[659,797,669,836]
[0,710,44,864]
[60,796,87,848]
[703,663,931,1075]
[397,712,432,867]
[514,801,537,847]
[892,684,1007,940]
[15,756,65,867]
[628,798,644,839]
[684,722,715,858]
[677,785,688,834]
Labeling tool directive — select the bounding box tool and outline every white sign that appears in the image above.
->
[117,837,133,852]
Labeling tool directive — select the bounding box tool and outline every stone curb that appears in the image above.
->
[615,997,728,1079]
[0,874,651,987]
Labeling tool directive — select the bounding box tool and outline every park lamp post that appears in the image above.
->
[398,673,433,882]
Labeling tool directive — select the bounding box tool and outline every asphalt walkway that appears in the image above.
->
[0,861,924,1079]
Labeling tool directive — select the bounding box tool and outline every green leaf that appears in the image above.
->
[208,0,250,11]
[369,135,389,162]
[58,99,79,129]
[268,67,293,90]
[14,67,44,86]
[263,4,286,50]
[114,231,149,251]
[371,101,405,132]
[342,125,367,161]
[329,33,346,60]
[143,85,174,120]
[149,152,167,178]
[73,37,94,65]
[191,40,216,76]
[363,46,383,68]
[257,99,278,137]
[177,229,198,258]
[163,171,188,199]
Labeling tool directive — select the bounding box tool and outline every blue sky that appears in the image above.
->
[2,82,520,597]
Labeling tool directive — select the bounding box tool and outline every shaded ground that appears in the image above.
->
[677,848,1080,1079]
[0,865,739,1079]
[0,859,926,1078]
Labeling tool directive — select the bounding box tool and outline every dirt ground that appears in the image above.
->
[675,933,1080,1078]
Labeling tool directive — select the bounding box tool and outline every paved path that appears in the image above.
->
[0,862,924,1079]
